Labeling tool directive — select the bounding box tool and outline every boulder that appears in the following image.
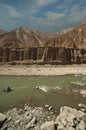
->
[25,117,37,129]
[2,87,12,92]
[77,120,86,130]
[40,121,56,130]
[0,113,7,128]
[55,106,86,129]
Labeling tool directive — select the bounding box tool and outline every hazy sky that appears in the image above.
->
[0,0,86,32]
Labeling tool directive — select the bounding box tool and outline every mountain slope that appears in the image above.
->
[0,27,47,48]
[46,23,86,49]
[0,23,86,49]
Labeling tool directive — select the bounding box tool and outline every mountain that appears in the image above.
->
[0,23,86,64]
[0,26,74,48]
[0,23,85,49]
[46,23,86,49]
[0,27,47,48]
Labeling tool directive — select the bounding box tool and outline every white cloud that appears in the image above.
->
[26,10,65,32]
[28,11,64,24]
[46,11,64,21]
[0,0,86,32]
[5,5,19,18]
[68,5,86,24]
[0,3,22,18]
[36,0,55,6]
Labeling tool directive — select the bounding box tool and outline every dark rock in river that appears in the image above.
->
[2,87,12,92]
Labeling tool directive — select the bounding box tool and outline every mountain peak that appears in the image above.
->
[0,22,86,49]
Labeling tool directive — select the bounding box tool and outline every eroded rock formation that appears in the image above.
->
[0,47,86,64]
[0,23,86,64]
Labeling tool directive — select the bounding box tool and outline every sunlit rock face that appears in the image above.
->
[0,23,86,64]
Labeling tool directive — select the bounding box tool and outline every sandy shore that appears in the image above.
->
[0,64,86,75]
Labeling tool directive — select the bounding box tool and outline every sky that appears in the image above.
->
[0,0,86,32]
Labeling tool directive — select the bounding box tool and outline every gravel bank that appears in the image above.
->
[0,65,86,76]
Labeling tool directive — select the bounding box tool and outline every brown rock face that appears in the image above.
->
[0,47,86,65]
[46,23,86,49]
[0,23,86,65]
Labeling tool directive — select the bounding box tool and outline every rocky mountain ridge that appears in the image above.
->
[0,23,86,64]
[46,23,86,49]
[0,26,73,48]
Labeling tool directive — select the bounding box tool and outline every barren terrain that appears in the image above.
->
[0,64,86,76]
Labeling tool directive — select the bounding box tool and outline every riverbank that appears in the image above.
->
[0,104,86,130]
[0,64,86,130]
[0,64,86,76]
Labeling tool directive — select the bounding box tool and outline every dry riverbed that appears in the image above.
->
[0,64,86,76]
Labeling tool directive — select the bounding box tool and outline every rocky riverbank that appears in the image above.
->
[0,64,86,76]
[0,104,86,130]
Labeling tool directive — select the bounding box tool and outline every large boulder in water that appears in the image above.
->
[2,87,12,92]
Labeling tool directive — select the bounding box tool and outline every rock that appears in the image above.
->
[40,121,56,130]
[0,113,7,128]
[48,106,53,111]
[57,124,65,130]
[45,104,49,108]
[1,105,86,130]
[2,87,12,93]
[25,117,37,129]
[14,119,21,125]
[36,86,40,89]
[55,106,86,129]
[77,120,86,130]
[78,103,85,108]
[1,124,8,130]
[56,107,76,127]
[25,114,32,122]
[80,89,86,97]
[30,117,37,124]
[6,116,12,123]
[80,108,86,113]
[66,127,75,130]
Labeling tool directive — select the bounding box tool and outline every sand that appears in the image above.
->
[0,64,86,76]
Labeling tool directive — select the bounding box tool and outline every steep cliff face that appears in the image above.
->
[0,47,86,64]
[0,23,86,64]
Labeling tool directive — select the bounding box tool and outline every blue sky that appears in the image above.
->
[0,0,86,32]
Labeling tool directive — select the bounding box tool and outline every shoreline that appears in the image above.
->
[0,65,86,130]
[0,64,86,76]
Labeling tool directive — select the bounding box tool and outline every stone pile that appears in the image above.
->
[0,105,86,130]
